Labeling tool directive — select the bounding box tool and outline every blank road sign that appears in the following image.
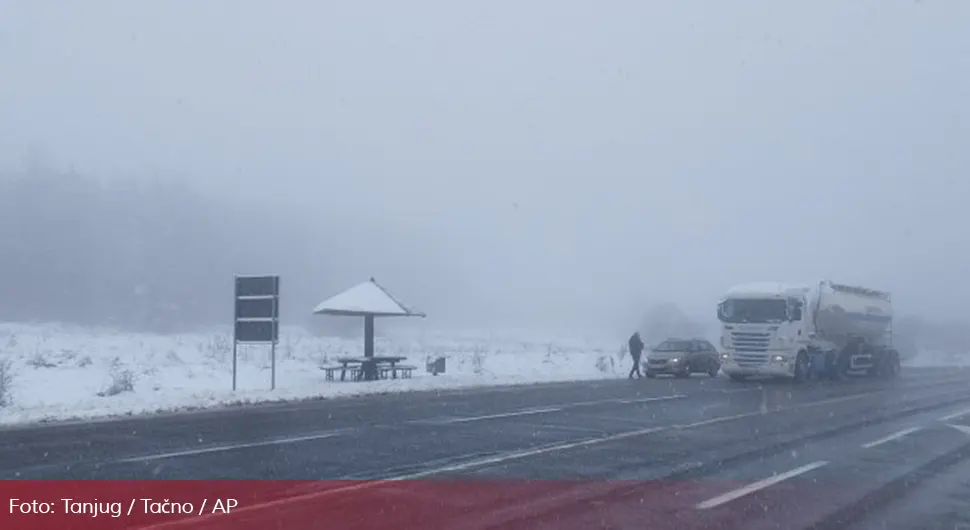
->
[235,297,278,320]
[235,320,278,343]
[235,276,280,298]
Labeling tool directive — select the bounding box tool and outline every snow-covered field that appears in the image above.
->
[904,349,970,369]
[0,322,965,427]
[0,322,627,425]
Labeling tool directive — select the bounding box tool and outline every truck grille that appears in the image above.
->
[730,331,770,352]
[730,331,770,366]
[734,353,769,366]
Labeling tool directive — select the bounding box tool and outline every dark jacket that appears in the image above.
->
[629,333,644,357]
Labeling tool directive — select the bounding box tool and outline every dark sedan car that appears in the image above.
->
[644,338,721,378]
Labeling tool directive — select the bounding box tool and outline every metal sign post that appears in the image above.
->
[233,275,280,391]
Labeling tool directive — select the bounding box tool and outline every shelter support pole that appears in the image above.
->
[232,339,237,391]
[364,315,375,358]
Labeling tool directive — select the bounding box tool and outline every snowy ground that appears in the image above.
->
[0,322,628,425]
[904,349,970,369]
[0,322,965,426]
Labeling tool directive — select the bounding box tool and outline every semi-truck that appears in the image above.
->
[717,281,902,382]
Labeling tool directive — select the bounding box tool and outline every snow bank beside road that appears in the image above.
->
[1,321,961,427]
[903,349,970,368]
[0,323,626,426]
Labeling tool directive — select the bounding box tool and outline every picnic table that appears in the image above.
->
[322,356,413,382]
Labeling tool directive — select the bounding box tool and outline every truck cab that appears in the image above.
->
[718,280,901,382]
[717,283,812,381]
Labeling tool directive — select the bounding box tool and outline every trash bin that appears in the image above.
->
[426,356,446,376]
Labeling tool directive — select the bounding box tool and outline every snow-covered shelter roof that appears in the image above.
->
[312,278,426,318]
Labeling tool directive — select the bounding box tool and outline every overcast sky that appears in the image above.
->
[1,1,968,332]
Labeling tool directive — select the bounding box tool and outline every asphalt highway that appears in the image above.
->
[2,366,970,529]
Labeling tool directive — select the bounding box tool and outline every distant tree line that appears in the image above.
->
[0,168,403,334]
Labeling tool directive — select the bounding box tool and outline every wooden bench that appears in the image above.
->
[395,365,417,379]
[376,363,397,380]
[320,365,359,381]
[321,359,412,382]
[375,364,417,380]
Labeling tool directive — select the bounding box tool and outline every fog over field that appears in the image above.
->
[1,1,968,346]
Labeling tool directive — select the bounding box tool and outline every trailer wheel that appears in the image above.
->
[829,351,850,381]
[883,350,901,379]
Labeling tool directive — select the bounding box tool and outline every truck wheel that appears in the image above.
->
[830,352,849,381]
[883,350,901,378]
[792,352,809,383]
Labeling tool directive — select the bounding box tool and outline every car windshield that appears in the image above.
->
[718,299,788,324]
[654,340,694,352]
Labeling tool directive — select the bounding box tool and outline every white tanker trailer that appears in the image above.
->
[717,281,902,382]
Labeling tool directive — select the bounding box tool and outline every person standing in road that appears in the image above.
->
[628,331,645,379]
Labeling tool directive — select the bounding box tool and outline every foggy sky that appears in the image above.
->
[1,1,968,332]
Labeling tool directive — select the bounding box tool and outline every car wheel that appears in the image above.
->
[675,364,690,378]
[708,365,720,378]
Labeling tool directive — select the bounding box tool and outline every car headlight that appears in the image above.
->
[771,355,785,362]
[721,353,730,360]
[669,357,680,363]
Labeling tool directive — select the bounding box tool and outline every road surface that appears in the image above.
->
[2,367,969,529]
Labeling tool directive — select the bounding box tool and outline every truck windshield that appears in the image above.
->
[718,299,788,324]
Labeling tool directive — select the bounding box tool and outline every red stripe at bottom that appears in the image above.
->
[0,479,845,530]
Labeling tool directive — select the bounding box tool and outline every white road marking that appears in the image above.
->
[608,395,686,405]
[861,427,922,449]
[521,394,684,409]
[431,407,564,424]
[405,391,882,472]
[136,389,885,529]
[939,408,970,422]
[412,395,686,425]
[405,426,671,475]
[695,461,829,510]
[716,388,763,394]
[116,432,342,463]
[946,423,970,436]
